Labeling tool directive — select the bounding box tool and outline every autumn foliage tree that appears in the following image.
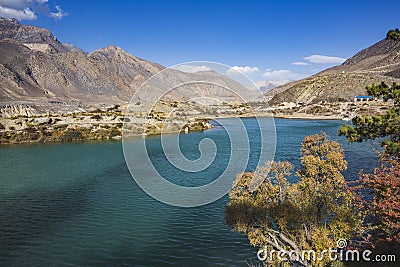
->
[351,154,400,257]
[362,155,400,242]
[339,82,400,249]
[225,134,364,267]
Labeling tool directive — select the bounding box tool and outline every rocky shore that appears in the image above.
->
[265,100,394,120]
[0,99,393,145]
[0,105,212,145]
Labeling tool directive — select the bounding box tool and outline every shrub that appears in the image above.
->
[107,104,120,111]
[91,114,102,121]
[109,128,121,138]
[91,109,103,113]
[387,28,400,41]
[226,133,362,267]
[24,127,37,133]
[60,130,83,142]
[54,124,68,130]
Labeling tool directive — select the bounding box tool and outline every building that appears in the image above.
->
[354,95,373,102]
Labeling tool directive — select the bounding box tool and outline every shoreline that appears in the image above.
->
[271,114,343,120]
[2,99,393,145]
[0,114,344,146]
[0,109,212,145]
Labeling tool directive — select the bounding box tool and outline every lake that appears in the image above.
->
[0,118,379,266]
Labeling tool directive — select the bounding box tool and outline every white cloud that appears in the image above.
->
[0,6,36,20]
[0,0,66,20]
[172,65,212,73]
[292,61,309,66]
[262,69,293,80]
[50,5,67,20]
[226,66,259,75]
[304,55,346,64]
[262,69,307,81]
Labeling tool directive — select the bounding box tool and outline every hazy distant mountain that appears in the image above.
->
[267,35,400,105]
[0,17,250,115]
[256,80,292,93]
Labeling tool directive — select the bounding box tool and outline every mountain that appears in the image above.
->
[0,17,165,107]
[268,35,400,105]
[0,39,161,105]
[0,17,70,53]
[256,80,292,93]
[0,17,250,116]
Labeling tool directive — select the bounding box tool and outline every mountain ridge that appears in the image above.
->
[0,17,250,117]
[267,36,400,105]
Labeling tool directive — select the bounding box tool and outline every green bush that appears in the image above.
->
[60,130,83,142]
[24,127,38,133]
[109,128,121,138]
[90,114,102,120]
[54,124,68,130]
[91,109,103,113]
[107,104,120,111]
[386,28,400,41]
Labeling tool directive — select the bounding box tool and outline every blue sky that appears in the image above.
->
[0,0,399,82]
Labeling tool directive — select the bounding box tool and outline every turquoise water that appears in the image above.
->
[0,118,379,266]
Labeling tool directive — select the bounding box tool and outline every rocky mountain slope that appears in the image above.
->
[0,17,71,53]
[0,17,249,117]
[268,35,400,105]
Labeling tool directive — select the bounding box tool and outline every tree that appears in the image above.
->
[361,155,400,243]
[225,133,364,267]
[339,81,400,252]
[350,154,400,252]
[386,28,400,41]
[339,82,400,155]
